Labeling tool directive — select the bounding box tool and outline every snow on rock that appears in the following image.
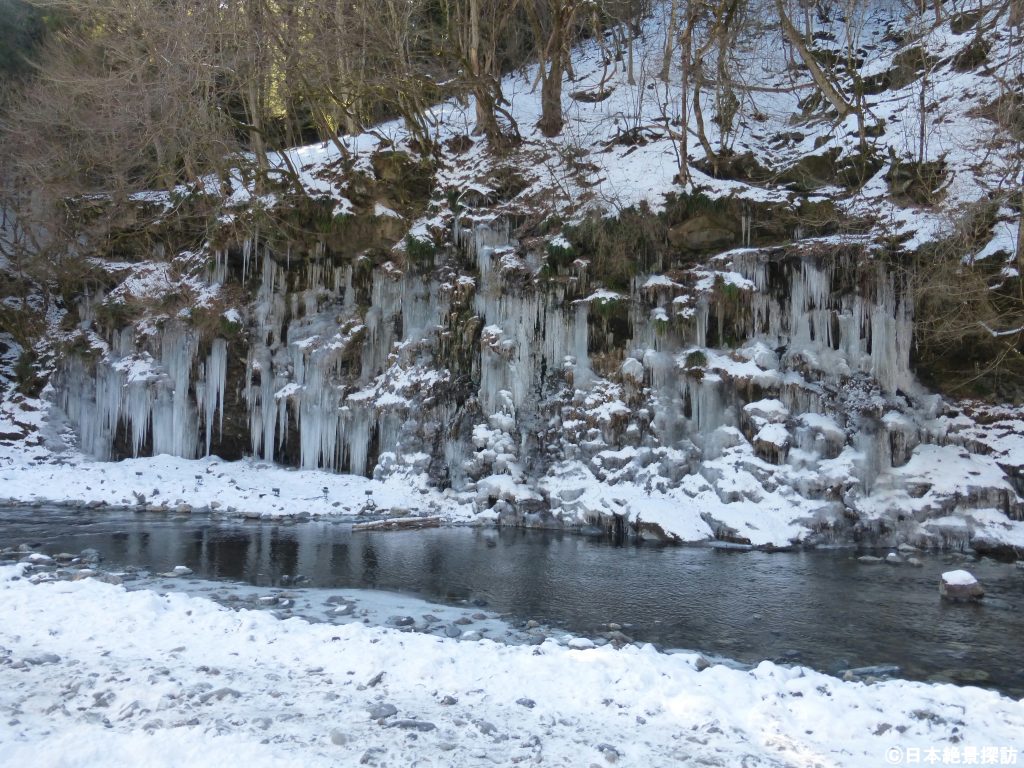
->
[2,566,1023,768]
[940,570,984,601]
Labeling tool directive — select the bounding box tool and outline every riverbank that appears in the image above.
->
[1,563,1022,768]
[4,418,1024,555]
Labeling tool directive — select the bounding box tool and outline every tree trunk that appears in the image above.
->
[775,0,854,117]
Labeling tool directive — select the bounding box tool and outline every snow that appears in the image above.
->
[2,565,1022,768]
[941,569,978,587]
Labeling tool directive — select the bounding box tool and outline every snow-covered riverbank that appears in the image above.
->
[1,564,1022,768]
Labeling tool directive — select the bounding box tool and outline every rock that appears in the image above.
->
[694,655,712,672]
[25,653,61,665]
[516,697,536,709]
[526,620,541,629]
[387,616,415,627]
[857,555,884,564]
[668,214,735,252]
[444,624,462,638]
[368,703,398,720]
[476,720,499,735]
[885,552,901,564]
[366,671,384,688]
[22,553,54,565]
[597,743,621,763]
[471,612,487,620]
[329,728,348,745]
[80,548,101,564]
[92,690,116,708]
[568,637,595,650]
[607,623,622,631]
[172,565,193,576]
[604,631,633,648]
[94,572,123,585]
[199,687,241,703]
[906,557,924,567]
[461,631,482,641]
[454,616,473,625]
[940,570,984,601]
[439,695,458,706]
[387,719,436,731]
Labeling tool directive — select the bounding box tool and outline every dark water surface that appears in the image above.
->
[3,506,1023,696]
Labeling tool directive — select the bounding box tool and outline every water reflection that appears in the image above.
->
[3,507,1024,695]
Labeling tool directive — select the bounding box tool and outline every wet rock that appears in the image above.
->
[444,624,462,638]
[439,695,458,705]
[857,555,884,564]
[368,703,398,720]
[940,570,984,601]
[172,565,193,576]
[454,616,473,626]
[885,552,902,564]
[604,631,633,648]
[94,572,123,586]
[516,697,536,709]
[471,612,487,620]
[366,671,385,688]
[694,655,712,671]
[387,616,415,627]
[906,557,924,567]
[80,548,102,564]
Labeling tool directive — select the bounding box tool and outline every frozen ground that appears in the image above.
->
[1,563,1022,768]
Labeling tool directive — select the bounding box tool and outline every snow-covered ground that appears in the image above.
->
[2,563,1022,768]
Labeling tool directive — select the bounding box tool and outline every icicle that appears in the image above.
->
[203,339,228,456]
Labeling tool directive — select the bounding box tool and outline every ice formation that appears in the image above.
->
[49,217,1020,546]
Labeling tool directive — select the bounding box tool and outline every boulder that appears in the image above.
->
[939,570,984,601]
[668,215,736,252]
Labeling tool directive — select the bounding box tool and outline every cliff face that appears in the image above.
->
[48,205,1021,551]
[20,2,1024,550]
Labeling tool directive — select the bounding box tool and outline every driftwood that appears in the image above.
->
[352,516,441,532]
